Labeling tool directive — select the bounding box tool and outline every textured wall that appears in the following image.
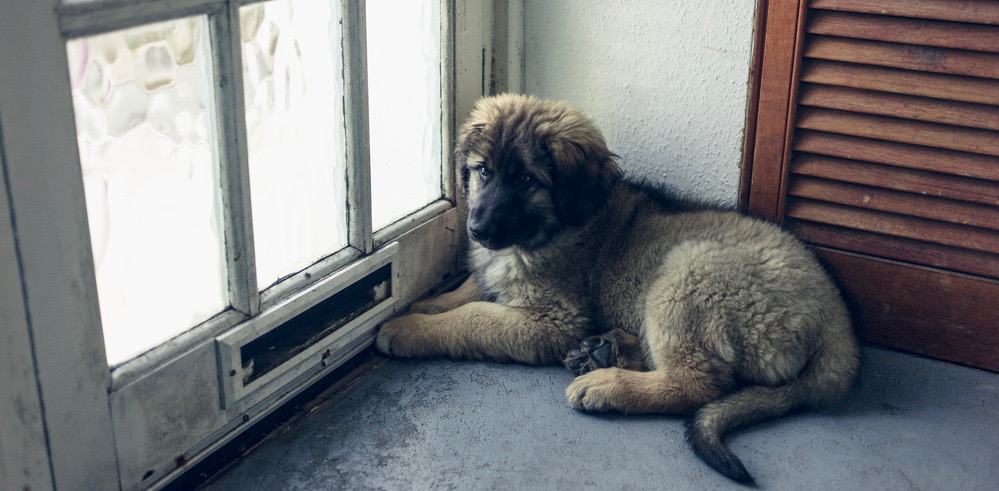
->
[524,0,757,205]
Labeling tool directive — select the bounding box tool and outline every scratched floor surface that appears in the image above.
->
[203,346,999,490]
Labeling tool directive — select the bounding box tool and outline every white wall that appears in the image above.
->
[524,0,757,205]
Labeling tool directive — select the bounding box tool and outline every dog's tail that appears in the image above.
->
[685,330,859,485]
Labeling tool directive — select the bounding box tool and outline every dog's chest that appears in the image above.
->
[471,248,544,306]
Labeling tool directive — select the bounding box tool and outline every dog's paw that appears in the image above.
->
[407,300,450,315]
[563,335,615,375]
[375,314,429,357]
[566,368,621,412]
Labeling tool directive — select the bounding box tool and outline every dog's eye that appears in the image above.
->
[478,167,490,180]
[519,174,533,186]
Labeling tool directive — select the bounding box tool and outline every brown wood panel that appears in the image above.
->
[818,248,999,372]
[808,10,999,53]
[798,83,999,130]
[796,108,999,157]
[746,0,808,220]
[786,199,999,254]
[794,130,999,180]
[788,175,999,229]
[792,154,999,206]
[792,221,999,279]
[745,0,999,372]
[800,60,999,106]
[811,0,999,26]
[738,0,769,212]
[804,36,999,79]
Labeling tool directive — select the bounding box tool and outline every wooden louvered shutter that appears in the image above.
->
[742,0,999,371]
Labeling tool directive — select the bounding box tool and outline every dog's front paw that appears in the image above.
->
[566,368,622,412]
[375,314,430,357]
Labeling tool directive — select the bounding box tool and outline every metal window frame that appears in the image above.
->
[2,0,491,488]
[54,0,458,386]
[0,116,57,491]
[343,0,375,256]
[216,242,398,409]
[1,2,120,487]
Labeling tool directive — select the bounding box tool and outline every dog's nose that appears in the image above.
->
[468,222,488,241]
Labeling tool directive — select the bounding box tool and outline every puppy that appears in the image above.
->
[376,94,859,484]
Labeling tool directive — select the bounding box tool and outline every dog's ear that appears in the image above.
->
[455,122,486,198]
[456,121,486,157]
[546,125,622,226]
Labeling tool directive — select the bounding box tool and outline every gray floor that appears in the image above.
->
[205,347,999,490]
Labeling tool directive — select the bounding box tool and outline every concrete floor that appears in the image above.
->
[204,347,999,490]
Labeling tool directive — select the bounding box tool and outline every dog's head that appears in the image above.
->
[456,94,621,250]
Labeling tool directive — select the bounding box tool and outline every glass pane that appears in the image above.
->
[241,0,349,289]
[367,0,443,230]
[66,17,227,365]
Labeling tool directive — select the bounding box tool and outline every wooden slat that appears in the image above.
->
[794,130,999,181]
[818,249,999,372]
[792,154,999,206]
[811,0,999,26]
[786,199,999,254]
[808,10,999,53]
[791,221,999,279]
[799,84,999,131]
[800,60,999,106]
[788,176,999,229]
[804,36,999,79]
[746,0,808,220]
[796,107,999,157]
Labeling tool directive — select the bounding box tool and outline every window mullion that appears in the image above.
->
[211,3,260,316]
[441,0,457,202]
[343,0,374,254]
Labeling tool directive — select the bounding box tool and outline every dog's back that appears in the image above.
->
[580,181,859,483]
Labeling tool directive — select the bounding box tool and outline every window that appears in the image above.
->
[67,16,229,365]
[0,0,491,488]
[367,0,443,229]
[65,0,450,369]
[239,0,350,290]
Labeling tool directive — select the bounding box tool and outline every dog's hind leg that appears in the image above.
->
[565,355,731,414]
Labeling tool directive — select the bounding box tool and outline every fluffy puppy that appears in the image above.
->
[376,94,859,484]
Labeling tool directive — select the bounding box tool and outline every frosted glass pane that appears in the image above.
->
[367,0,443,230]
[241,0,349,289]
[66,17,228,365]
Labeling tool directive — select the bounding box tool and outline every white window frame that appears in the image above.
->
[0,1,502,489]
